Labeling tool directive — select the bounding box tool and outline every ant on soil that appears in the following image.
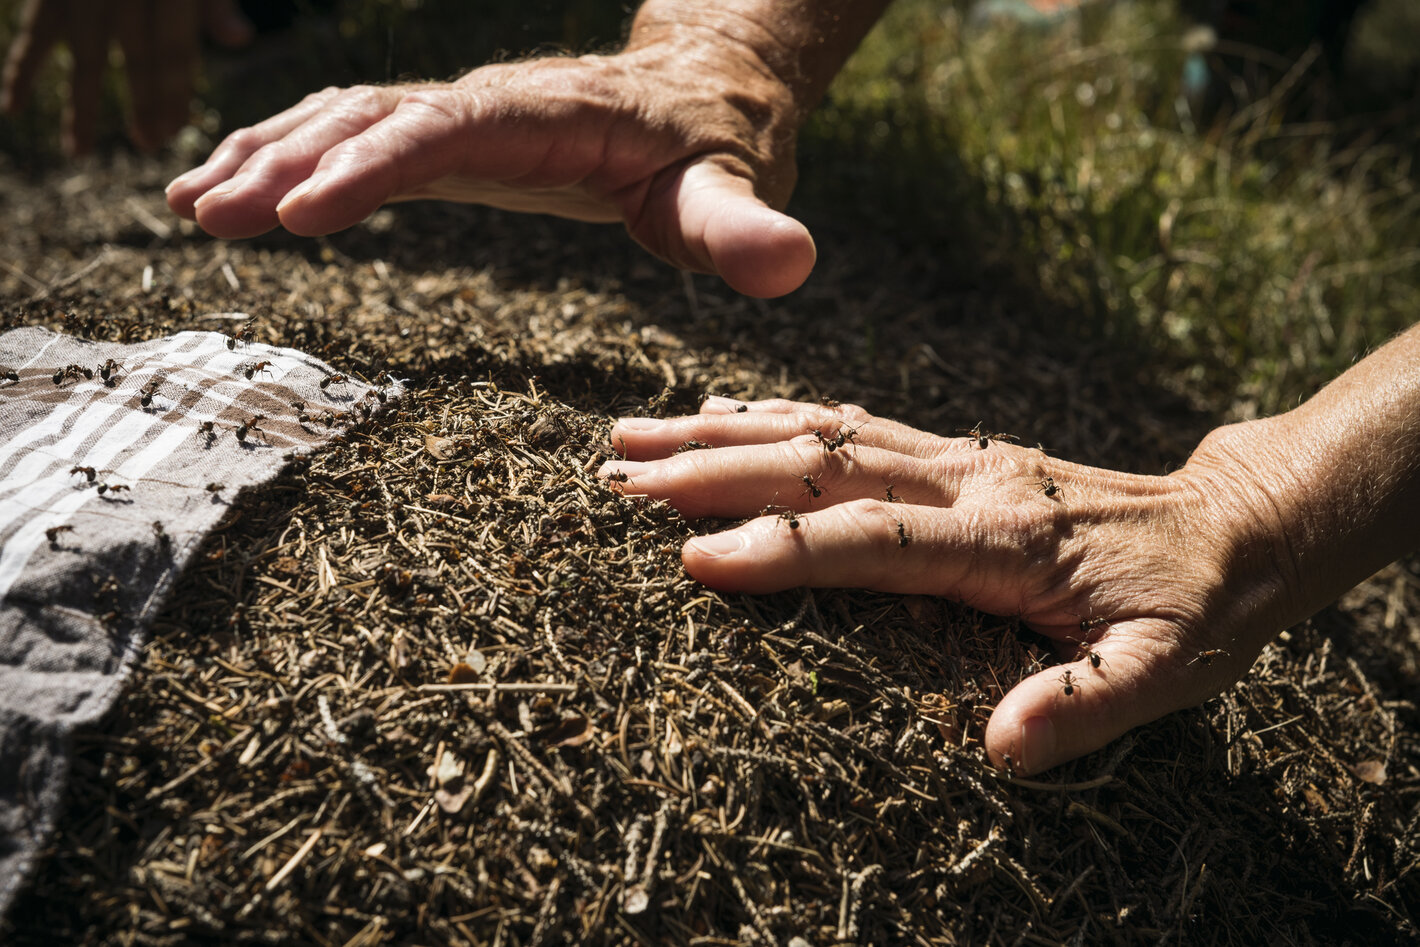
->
[1037,476,1063,499]
[959,422,1018,450]
[69,466,97,483]
[799,473,824,499]
[1059,670,1081,696]
[1187,649,1231,667]
[45,525,75,543]
[243,360,273,380]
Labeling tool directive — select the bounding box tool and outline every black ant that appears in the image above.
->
[292,400,306,413]
[959,422,1017,450]
[605,470,630,484]
[52,364,92,386]
[763,505,800,529]
[1059,670,1080,696]
[1065,636,1107,670]
[1187,649,1231,667]
[197,420,216,439]
[319,374,348,390]
[896,522,910,547]
[243,360,273,380]
[152,521,171,551]
[799,473,823,499]
[235,415,266,443]
[45,525,75,543]
[98,359,123,381]
[1079,616,1109,636]
[818,396,842,408]
[139,379,161,407]
[735,403,748,413]
[884,485,901,503]
[95,483,130,495]
[226,319,256,349]
[1037,476,1063,499]
[1,367,18,383]
[206,483,225,496]
[320,411,336,427]
[69,465,97,482]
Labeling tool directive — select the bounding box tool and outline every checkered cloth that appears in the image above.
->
[0,325,394,917]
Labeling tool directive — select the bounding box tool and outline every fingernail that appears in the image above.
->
[1019,716,1057,775]
[614,417,663,431]
[686,532,746,558]
[276,174,324,212]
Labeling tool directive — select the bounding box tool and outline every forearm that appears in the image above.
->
[626,0,893,115]
[1192,322,1420,628]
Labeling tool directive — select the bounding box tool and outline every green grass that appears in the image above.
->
[801,0,1420,415]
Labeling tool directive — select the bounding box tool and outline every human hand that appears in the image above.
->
[598,396,1307,774]
[1,0,253,155]
[164,31,817,298]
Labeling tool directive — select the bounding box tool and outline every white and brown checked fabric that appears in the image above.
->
[0,325,396,918]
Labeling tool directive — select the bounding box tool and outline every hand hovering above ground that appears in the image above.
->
[2,0,255,155]
[167,2,895,297]
[597,323,1420,773]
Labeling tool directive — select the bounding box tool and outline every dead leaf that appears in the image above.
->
[424,434,455,460]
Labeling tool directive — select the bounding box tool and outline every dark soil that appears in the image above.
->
[0,144,1417,945]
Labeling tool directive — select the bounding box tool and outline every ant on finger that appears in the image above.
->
[959,422,1018,450]
[1064,636,1107,670]
[1059,670,1081,696]
[762,504,800,529]
[1187,649,1231,667]
[1037,476,1063,499]
[799,473,823,499]
[896,522,910,547]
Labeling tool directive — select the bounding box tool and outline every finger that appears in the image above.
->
[601,441,957,518]
[63,3,110,156]
[608,403,936,462]
[639,160,815,298]
[269,83,579,236]
[677,499,1049,614]
[165,86,343,218]
[984,623,1216,775]
[1,0,60,115]
[201,0,254,48]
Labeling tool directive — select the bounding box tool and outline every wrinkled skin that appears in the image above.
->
[599,318,1420,775]
[165,35,816,298]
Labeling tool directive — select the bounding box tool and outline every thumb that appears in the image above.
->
[984,625,1211,775]
[641,160,816,299]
